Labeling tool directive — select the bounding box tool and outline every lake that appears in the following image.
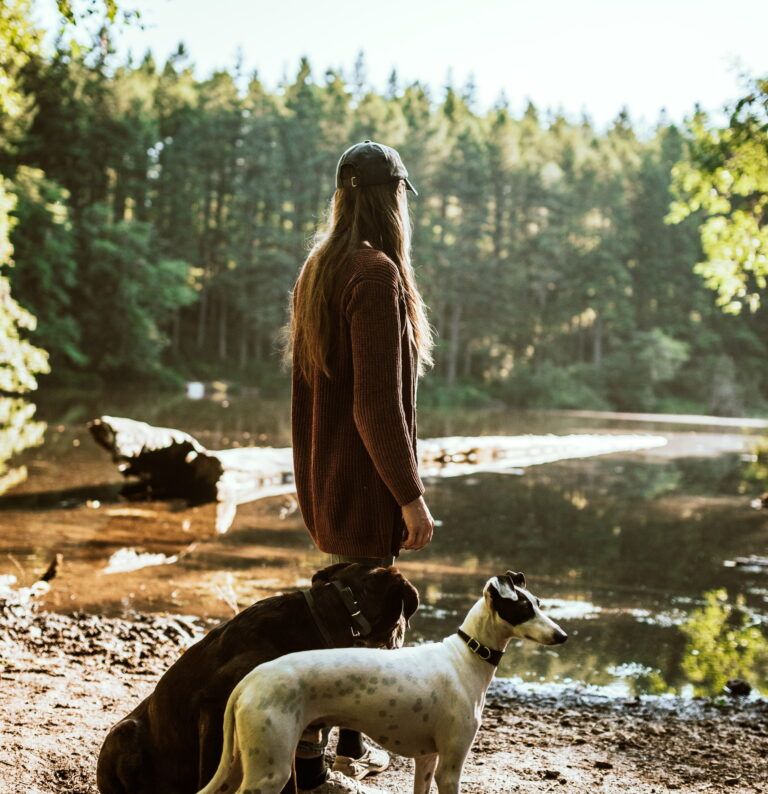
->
[0,388,766,698]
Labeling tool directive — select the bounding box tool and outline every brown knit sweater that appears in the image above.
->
[291,247,424,558]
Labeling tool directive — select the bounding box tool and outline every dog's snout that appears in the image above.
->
[552,629,568,645]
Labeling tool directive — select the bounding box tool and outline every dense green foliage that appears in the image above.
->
[669,77,768,314]
[0,0,50,393]
[2,14,767,410]
[0,0,128,393]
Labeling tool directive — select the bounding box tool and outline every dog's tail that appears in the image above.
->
[196,692,238,794]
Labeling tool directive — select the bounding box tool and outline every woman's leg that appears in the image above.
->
[326,554,395,770]
[295,728,331,790]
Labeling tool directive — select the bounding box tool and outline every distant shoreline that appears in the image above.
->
[547,409,768,429]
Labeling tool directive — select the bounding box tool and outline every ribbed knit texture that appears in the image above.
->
[291,247,424,558]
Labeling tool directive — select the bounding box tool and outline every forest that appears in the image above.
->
[2,2,767,414]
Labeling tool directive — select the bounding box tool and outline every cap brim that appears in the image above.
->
[404,177,418,196]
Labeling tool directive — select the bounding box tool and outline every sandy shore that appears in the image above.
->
[1,600,767,794]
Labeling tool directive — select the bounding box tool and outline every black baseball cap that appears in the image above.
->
[336,140,418,196]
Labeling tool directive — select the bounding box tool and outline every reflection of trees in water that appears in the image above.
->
[495,618,687,694]
[502,593,768,697]
[426,458,759,593]
[416,586,768,696]
[680,589,768,697]
[742,437,768,491]
[0,398,46,495]
[417,454,768,696]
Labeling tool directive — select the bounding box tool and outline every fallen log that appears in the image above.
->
[88,415,667,533]
[88,417,295,532]
[723,555,768,572]
[88,417,222,503]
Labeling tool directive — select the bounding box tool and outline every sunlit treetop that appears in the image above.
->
[55,0,124,24]
[668,76,768,314]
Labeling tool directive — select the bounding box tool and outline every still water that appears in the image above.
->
[0,389,766,698]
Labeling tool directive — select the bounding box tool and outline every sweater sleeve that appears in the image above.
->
[345,275,425,507]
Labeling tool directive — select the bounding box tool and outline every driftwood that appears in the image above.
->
[88,417,295,532]
[88,415,667,533]
[724,555,768,572]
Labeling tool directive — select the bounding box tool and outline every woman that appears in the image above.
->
[287,140,435,793]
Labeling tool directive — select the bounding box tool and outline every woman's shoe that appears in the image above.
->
[299,769,386,792]
[332,744,391,780]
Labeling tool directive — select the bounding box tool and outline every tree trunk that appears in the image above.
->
[113,173,126,223]
[171,309,180,354]
[252,329,262,363]
[197,288,208,350]
[592,314,603,367]
[239,325,249,370]
[492,188,504,259]
[218,293,228,360]
[447,302,463,387]
[462,343,473,378]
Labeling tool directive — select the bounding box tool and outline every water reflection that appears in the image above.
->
[0,397,46,496]
[0,393,766,697]
[743,438,768,491]
[406,452,768,695]
[680,589,768,697]
[417,456,764,596]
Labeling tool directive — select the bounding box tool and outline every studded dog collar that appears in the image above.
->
[456,628,505,666]
[303,580,373,648]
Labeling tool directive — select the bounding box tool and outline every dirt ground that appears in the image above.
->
[1,600,767,794]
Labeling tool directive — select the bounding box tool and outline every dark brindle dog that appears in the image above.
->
[96,563,418,794]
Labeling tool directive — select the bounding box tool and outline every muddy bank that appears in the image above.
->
[1,604,766,794]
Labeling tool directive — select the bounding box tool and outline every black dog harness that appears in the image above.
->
[456,628,504,667]
[302,580,373,648]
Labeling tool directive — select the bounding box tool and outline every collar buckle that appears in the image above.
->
[466,636,492,660]
[457,628,502,666]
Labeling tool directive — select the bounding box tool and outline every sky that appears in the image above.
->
[35,0,768,128]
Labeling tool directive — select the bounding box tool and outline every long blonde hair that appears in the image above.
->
[288,174,433,382]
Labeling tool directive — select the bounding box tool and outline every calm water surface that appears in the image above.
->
[0,388,766,698]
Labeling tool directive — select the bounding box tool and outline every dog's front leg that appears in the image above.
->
[434,746,472,794]
[413,753,438,794]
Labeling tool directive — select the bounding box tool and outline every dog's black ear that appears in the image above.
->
[399,577,420,628]
[506,571,526,589]
[487,579,518,606]
[311,562,350,586]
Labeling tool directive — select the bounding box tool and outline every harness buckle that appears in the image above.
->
[330,580,372,637]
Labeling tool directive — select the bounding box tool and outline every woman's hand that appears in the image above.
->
[401,496,435,551]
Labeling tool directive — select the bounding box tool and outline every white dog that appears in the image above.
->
[198,571,567,794]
